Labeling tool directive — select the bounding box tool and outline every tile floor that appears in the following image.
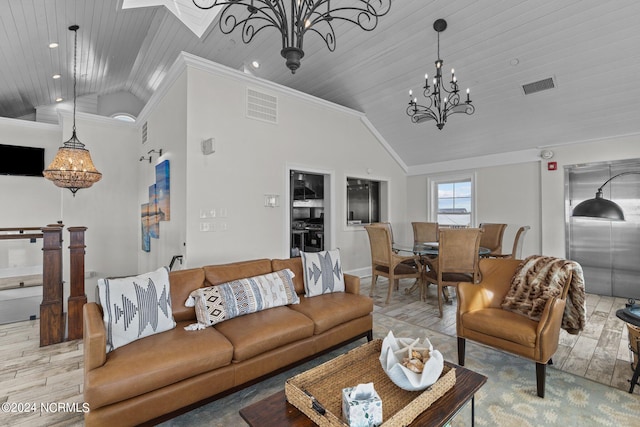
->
[1,276,638,427]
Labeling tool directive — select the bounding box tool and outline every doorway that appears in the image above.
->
[566,158,640,298]
[287,168,333,258]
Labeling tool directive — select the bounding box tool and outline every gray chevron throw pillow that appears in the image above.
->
[301,249,345,297]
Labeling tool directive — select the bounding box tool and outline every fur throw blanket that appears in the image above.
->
[501,255,586,335]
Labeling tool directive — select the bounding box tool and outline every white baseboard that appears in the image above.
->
[344,267,371,278]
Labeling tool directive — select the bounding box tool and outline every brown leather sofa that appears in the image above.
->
[83,257,373,426]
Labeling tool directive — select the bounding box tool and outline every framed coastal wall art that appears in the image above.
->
[149,184,159,239]
[156,160,170,221]
[141,159,170,252]
[141,203,151,252]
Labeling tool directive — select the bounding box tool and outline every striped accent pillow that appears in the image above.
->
[98,267,176,352]
[185,269,299,328]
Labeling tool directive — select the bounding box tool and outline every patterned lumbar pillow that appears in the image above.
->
[98,266,176,352]
[185,268,299,329]
[301,249,345,297]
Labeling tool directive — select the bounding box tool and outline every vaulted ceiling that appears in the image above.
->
[1,0,640,168]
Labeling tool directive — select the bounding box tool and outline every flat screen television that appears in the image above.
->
[0,144,45,177]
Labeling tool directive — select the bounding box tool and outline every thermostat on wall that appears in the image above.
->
[201,138,215,155]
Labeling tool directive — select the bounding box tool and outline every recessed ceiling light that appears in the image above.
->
[251,61,260,69]
[49,42,59,49]
[55,97,63,102]
[52,74,61,79]
[510,58,520,66]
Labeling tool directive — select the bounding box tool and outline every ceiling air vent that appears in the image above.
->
[522,77,556,95]
[246,88,278,124]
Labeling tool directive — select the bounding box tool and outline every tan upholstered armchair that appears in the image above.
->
[456,258,574,397]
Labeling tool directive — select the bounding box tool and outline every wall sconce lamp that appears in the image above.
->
[572,171,640,220]
[139,149,164,164]
[264,194,279,208]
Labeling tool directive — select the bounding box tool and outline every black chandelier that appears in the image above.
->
[192,0,392,73]
[406,19,474,130]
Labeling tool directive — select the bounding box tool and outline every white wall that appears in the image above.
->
[153,59,408,273]
[0,113,140,305]
[0,118,61,227]
[137,72,188,273]
[0,119,62,273]
[57,112,140,301]
[407,161,541,258]
[540,134,640,257]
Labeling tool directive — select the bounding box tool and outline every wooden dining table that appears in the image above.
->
[393,242,491,298]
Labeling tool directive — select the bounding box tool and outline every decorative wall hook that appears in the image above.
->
[148,149,163,157]
[139,156,152,163]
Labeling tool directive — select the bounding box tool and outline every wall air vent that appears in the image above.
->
[142,121,148,144]
[522,77,556,95]
[246,88,278,124]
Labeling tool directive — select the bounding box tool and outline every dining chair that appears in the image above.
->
[364,224,422,304]
[494,225,530,259]
[423,228,483,317]
[479,223,507,257]
[411,222,439,243]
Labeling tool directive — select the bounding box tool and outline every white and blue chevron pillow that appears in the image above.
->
[98,266,176,352]
[301,249,345,297]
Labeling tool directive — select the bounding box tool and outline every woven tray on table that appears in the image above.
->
[285,339,456,427]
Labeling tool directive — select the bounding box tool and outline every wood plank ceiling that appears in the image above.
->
[1,0,639,168]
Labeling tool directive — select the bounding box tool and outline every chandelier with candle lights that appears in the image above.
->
[192,0,392,74]
[406,19,475,130]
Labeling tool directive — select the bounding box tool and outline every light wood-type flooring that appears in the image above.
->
[1,277,638,426]
[363,277,639,394]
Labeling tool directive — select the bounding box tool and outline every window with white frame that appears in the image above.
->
[428,174,475,226]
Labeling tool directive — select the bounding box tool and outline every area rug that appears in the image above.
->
[159,313,640,427]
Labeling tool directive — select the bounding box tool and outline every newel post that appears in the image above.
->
[40,223,65,346]
[67,227,87,340]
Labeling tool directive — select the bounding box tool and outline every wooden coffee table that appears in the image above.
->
[239,361,486,427]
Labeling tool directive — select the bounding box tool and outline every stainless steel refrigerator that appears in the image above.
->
[565,159,640,298]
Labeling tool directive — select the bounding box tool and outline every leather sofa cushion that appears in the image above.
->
[272,258,305,295]
[169,268,205,322]
[289,293,374,334]
[204,259,273,286]
[85,321,233,409]
[462,308,537,348]
[214,306,314,362]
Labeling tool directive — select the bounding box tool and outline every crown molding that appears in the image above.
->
[137,52,371,126]
[360,116,408,173]
[408,148,541,176]
[135,51,409,172]
[0,115,59,131]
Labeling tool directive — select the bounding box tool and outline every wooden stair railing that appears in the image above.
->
[1,224,88,345]
[67,227,87,340]
[40,223,65,346]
